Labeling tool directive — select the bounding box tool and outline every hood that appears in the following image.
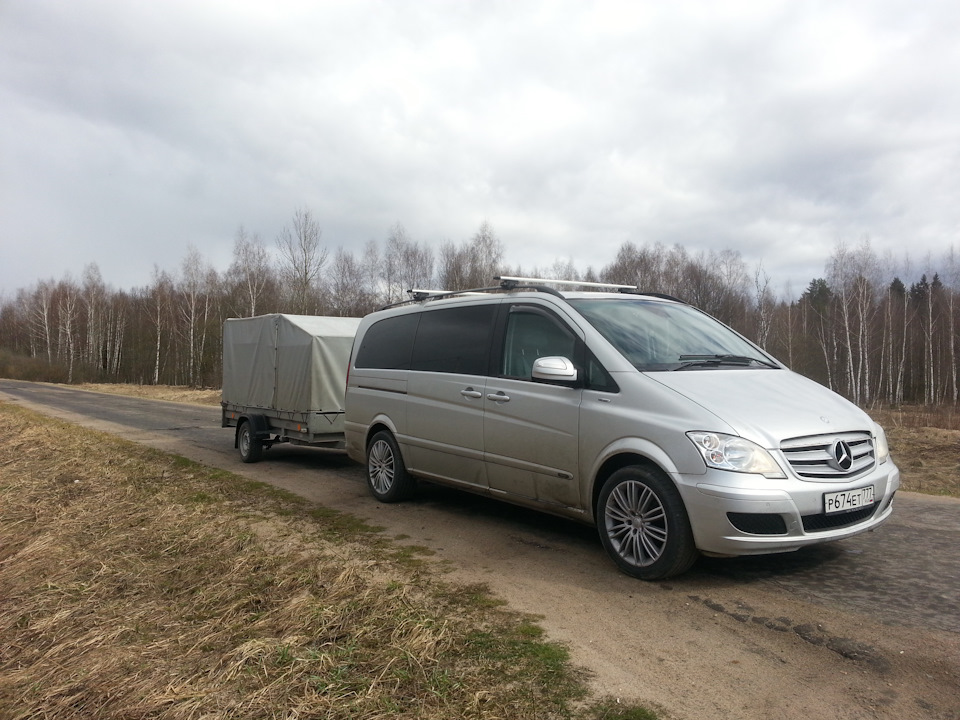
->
[648,368,873,447]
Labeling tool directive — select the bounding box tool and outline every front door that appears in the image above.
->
[483,304,582,509]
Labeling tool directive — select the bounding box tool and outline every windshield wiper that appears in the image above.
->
[676,354,779,370]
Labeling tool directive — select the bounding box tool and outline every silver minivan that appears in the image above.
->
[344,277,899,579]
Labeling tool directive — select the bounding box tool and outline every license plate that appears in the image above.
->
[824,486,875,514]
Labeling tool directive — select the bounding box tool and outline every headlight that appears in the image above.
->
[687,432,786,478]
[873,423,890,464]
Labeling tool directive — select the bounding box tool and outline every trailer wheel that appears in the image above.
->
[238,421,263,463]
[366,430,415,502]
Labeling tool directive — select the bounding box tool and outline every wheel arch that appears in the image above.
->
[589,446,679,523]
[595,460,700,579]
[363,415,402,456]
[234,413,271,449]
[365,426,417,502]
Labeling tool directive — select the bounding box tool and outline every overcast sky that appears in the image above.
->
[2,0,958,301]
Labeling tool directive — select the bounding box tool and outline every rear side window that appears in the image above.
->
[411,305,497,375]
[354,313,420,369]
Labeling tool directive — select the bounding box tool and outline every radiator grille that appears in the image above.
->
[780,431,875,480]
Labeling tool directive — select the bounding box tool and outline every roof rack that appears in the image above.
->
[407,289,447,302]
[495,275,638,293]
[406,288,486,302]
[377,276,685,310]
[493,276,685,304]
[378,285,501,309]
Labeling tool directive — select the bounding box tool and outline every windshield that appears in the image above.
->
[568,298,779,372]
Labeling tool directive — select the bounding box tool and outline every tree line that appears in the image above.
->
[0,210,956,408]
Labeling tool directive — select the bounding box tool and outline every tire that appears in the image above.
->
[366,430,415,502]
[238,421,263,463]
[597,466,698,580]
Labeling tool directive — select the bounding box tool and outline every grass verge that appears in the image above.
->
[869,406,960,496]
[0,401,657,719]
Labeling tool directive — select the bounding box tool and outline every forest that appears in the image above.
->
[0,209,957,409]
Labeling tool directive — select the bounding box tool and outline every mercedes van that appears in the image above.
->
[344,277,899,579]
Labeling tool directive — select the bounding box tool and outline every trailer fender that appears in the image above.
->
[234,413,272,449]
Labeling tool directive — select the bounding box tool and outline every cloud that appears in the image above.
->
[1,0,958,299]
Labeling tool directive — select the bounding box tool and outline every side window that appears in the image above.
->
[354,314,419,369]
[501,308,576,379]
[410,305,497,375]
[585,351,619,393]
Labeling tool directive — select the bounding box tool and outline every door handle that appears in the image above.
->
[486,391,510,403]
[460,388,483,399]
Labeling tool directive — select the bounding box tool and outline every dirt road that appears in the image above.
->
[2,379,958,720]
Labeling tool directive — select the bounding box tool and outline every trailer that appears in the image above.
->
[221,314,361,462]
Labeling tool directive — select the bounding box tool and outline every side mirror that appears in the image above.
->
[531,356,578,383]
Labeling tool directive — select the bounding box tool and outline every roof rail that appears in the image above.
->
[495,275,638,293]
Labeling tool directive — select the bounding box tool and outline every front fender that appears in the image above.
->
[584,436,706,522]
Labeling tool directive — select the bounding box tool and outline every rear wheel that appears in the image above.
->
[238,421,263,463]
[597,466,698,580]
[366,430,415,502]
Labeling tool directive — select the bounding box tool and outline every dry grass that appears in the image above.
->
[869,406,960,497]
[0,402,636,720]
[77,383,222,406]
[870,403,959,432]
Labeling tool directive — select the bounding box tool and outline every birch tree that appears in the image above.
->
[229,227,273,318]
[753,263,775,349]
[827,239,881,405]
[27,280,56,365]
[177,247,219,387]
[384,224,435,303]
[276,208,327,314]
[81,264,107,374]
[945,248,959,403]
[55,277,80,383]
[148,267,173,385]
[437,222,504,291]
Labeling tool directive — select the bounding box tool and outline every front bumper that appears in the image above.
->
[676,462,900,557]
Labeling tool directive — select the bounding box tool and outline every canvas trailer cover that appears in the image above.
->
[222,314,361,444]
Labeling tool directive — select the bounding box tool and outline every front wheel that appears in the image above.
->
[238,421,263,463]
[366,431,415,502]
[597,466,698,580]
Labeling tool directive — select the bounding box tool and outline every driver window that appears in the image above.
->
[502,310,576,379]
